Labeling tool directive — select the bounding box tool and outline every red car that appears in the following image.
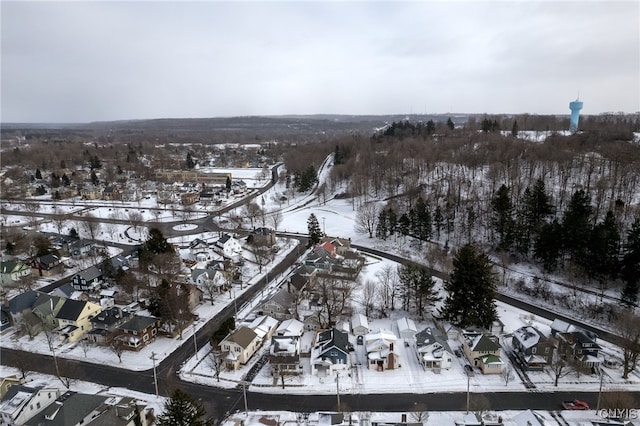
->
[562,399,590,410]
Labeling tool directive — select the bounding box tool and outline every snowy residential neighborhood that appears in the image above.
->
[1,117,640,426]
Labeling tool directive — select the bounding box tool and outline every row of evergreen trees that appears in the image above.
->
[370,179,639,307]
[491,182,640,307]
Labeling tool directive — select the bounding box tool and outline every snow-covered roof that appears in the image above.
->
[275,318,304,337]
[249,315,278,339]
[513,326,544,349]
[396,317,417,334]
[351,313,369,330]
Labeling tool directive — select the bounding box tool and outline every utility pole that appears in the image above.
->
[242,381,248,415]
[336,372,341,410]
[192,323,198,360]
[466,372,470,414]
[151,352,159,396]
[596,368,604,410]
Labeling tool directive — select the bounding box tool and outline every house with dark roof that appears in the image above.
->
[551,319,601,368]
[220,326,261,370]
[260,288,296,321]
[2,290,39,331]
[511,326,554,371]
[557,330,602,368]
[54,299,102,343]
[31,293,66,331]
[88,307,131,344]
[28,254,63,277]
[189,238,212,262]
[83,396,151,426]
[24,391,108,426]
[115,315,159,351]
[414,327,454,370]
[0,376,23,399]
[102,185,121,201]
[0,260,32,285]
[460,330,504,374]
[247,227,276,247]
[311,328,351,375]
[286,265,316,296]
[69,239,93,259]
[71,266,103,291]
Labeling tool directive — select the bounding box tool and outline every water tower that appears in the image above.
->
[569,98,583,133]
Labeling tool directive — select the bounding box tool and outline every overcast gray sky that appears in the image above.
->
[2,1,638,123]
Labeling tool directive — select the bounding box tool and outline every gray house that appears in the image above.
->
[71,266,103,291]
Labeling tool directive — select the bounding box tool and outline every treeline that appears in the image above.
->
[284,115,640,306]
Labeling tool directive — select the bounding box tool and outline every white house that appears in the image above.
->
[216,233,243,259]
[365,329,400,371]
[190,268,225,295]
[351,314,370,336]
[414,327,454,370]
[396,317,418,340]
[189,238,213,262]
[0,385,62,425]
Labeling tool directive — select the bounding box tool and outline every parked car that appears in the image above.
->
[464,365,474,375]
[454,349,462,357]
[562,399,590,410]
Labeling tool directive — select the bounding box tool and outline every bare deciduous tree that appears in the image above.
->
[81,213,101,240]
[615,310,640,379]
[501,365,515,386]
[355,202,379,238]
[311,275,355,329]
[359,280,378,317]
[269,210,282,232]
[550,347,573,387]
[111,338,124,363]
[207,344,223,382]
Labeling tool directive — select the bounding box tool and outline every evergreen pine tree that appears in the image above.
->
[511,120,519,138]
[492,184,514,251]
[524,179,553,232]
[144,228,173,256]
[375,208,389,240]
[398,213,410,237]
[90,171,99,186]
[434,205,443,239]
[534,219,563,272]
[426,120,436,134]
[621,216,640,307]
[586,211,620,281]
[439,244,498,329]
[446,118,455,130]
[156,388,213,426]
[307,213,322,247]
[35,168,42,180]
[387,207,397,235]
[562,189,593,267]
[186,152,195,169]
